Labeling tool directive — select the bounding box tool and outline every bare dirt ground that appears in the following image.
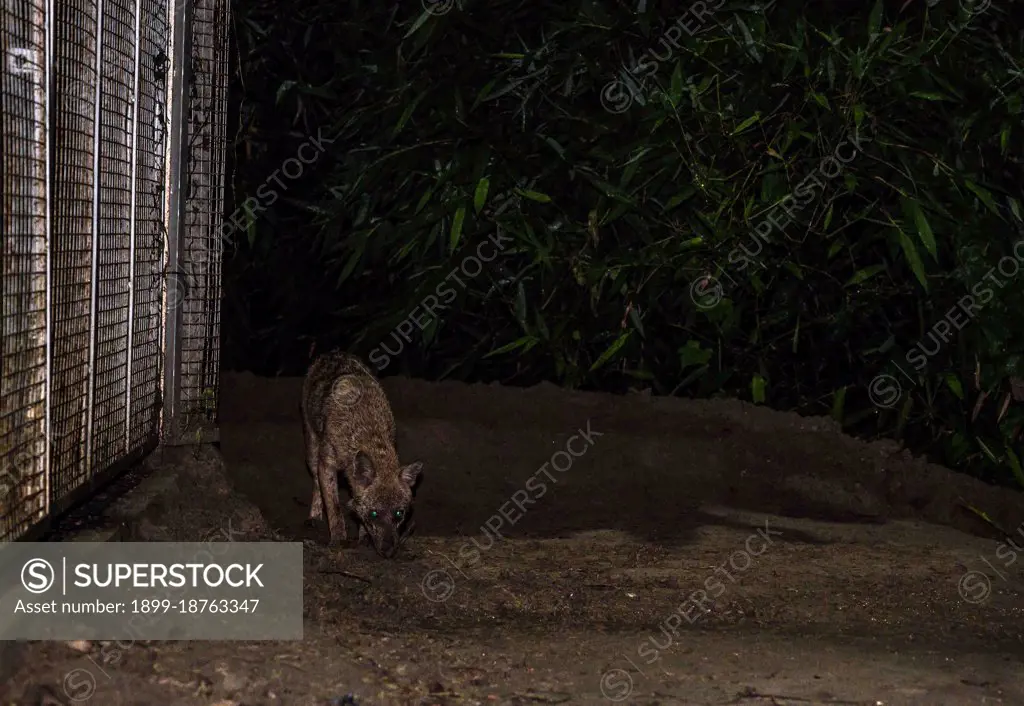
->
[5,373,1024,705]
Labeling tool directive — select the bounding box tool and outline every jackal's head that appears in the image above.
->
[346,452,423,558]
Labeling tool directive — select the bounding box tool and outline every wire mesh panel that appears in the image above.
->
[87,0,137,473]
[49,0,100,505]
[127,0,168,452]
[1,0,50,541]
[175,0,226,436]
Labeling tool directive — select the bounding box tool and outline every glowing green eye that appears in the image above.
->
[370,511,377,518]
[394,510,403,519]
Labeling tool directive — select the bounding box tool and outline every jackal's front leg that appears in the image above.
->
[316,458,346,546]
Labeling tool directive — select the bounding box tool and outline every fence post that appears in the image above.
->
[163,0,193,443]
[124,0,143,454]
[83,0,104,478]
[44,0,54,518]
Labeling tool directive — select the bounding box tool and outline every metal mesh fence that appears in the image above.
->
[128,0,168,453]
[50,0,100,507]
[89,0,137,474]
[1,0,228,541]
[176,0,227,437]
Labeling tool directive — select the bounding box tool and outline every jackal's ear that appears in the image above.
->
[351,452,376,488]
[399,461,423,488]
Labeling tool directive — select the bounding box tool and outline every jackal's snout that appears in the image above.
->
[375,531,399,558]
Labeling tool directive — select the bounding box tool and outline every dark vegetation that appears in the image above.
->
[222,0,1024,489]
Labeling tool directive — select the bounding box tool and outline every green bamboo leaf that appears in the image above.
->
[676,365,710,390]
[781,46,800,78]
[977,437,998,463]
[275,80,296,105]
[543,137,566,159]
[868,0,883,36]
[472,78,498,109]
[751,374,767,404]
[628,306,645,338]
[484,336,538,358]
[534,310,549,340]
[590,331,632,372]
[514,281,527,324]
[414,189,433,215]
[733,15,761,62]
[664,188,696,211]
[473,177,490,214]
[669,61,684,104]
[517,189,552,203]
[449,206,466,250]
[910,91,951,101]
[853,104,865,129]
[961,503,998,528]
[943,372,964,400]
[580,172,636,205]
[336,234,368,286]
[845,264,886,286]
[620,158,641,190]
[964,179,1000,216]
[831,386,846,424]
[731,112,761,135]
[1007,196,1022,223]
[901,198,938,260]
[679,340,712,369]
[896,228,929,291]
[392,95,422,139]
[403,9,434,39]
[480,80,525,103]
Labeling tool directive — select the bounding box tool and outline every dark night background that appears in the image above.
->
[218,0,1024,490]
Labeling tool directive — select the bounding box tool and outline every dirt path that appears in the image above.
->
[5,374,1024,705]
